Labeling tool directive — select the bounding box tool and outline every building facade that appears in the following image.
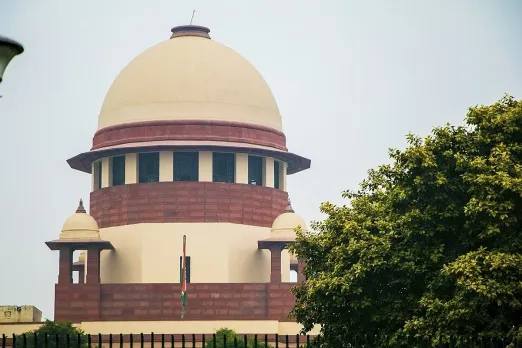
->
[1,24,313,336]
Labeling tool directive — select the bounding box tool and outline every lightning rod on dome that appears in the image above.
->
[190,10,195,25]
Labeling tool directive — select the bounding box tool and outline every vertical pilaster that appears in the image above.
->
[86,247,101,284]
[101,157,110,188]
[159,151,174,182]
[269,245,283,283]
[91,161,101,192]
[280,162,287,192]
[235,153,248,184]
[124,153,138,184]
[91,162,96,192]
[199,151,213,182]
[58,246,73,284]
[263,157,274,188]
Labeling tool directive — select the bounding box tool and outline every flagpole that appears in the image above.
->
[181,235,187,320]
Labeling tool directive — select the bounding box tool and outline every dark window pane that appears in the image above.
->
[179,256,191,284]
[248,155,263,186]
[138,152,159,183]
[174,152,199,181]
[274,161,280,189]
[111,155,126,186]
[212,152,235,183]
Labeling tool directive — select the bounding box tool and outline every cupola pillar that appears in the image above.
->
[297,258,306,283]
[86,247,101,283]
[58,246,73,284]
[269,245,283,283]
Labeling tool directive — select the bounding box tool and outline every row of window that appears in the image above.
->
[75,255,298,284]
[94,152,283,189]
[179,255,299,284]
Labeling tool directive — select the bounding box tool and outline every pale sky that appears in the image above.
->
[0,0,521,320]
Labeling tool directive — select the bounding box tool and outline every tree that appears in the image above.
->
[14,320,90,348]
[204,328,272,348]
[289,95,522,347]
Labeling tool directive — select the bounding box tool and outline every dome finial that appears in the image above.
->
[76,199,86,213]
[285,197,294,213]
[170,25,211,39]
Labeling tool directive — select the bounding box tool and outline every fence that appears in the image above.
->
[3,333,311,348]
[1,333,519,347]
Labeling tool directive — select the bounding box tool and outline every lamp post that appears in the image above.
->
[0,36,24,84]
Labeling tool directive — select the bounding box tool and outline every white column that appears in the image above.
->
[159,151,174,182]
[199,151,213,182]
[281,249,291,282]
[235,153,248,184]
[125,153,138,184]
[101,157,110,188]
[282,162,288,192]
[91,162,97,192]
[263,157,274,187]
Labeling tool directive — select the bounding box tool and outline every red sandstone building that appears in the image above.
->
[0,25,313,336]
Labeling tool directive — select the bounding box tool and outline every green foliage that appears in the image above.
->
[289,95,522,347]
[203,328,272,348]
[14,320,90,348]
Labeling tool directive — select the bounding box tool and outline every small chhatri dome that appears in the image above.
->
[270,198,307,241]
[97,24,282,131]
[78,251,86,263]
[59,199,100,240]
[271,211,307,232]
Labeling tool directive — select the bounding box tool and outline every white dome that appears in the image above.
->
[59,200,100,240]
[78,251,86,262]
[98,27,282,131]
[272,212,307,232]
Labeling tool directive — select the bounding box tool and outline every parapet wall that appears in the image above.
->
[55,283,296,322]
[90,182,289,228]
[0,306,42,323]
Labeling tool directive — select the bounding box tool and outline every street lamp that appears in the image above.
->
[0,36,24,84]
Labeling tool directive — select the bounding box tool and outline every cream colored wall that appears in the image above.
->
[100,223,273,283]
[0,323,44,335]
[0,306,41,324]
[0,321,320,336]
[91,151,288,192]
[99,227,143,283]
[79,320,320,335]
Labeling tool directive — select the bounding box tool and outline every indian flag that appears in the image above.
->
[181,235,187,319]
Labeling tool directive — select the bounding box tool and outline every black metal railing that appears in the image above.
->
[1,333,518,348]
